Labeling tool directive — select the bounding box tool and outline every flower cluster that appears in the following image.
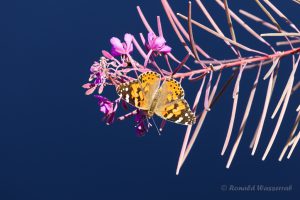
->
[83,31,173,136]
[82,57,109,95]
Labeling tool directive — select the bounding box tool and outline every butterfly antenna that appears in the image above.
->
[151,117,161,136]
[159,120,166,132]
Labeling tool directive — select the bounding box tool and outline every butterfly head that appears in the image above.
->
[146,110,155,118]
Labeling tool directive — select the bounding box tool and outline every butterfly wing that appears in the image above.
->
[116,71,161,110]
[154,78,196,125]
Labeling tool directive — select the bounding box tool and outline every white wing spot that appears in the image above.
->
[175,117,184,123]
[125,94,130,102]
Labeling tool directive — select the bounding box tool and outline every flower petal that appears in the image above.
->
[127,43,133,53]
[110,37,125,56]
[154,36,166,49]
[110,37,123,49]
[85,86,96,95]
[102,50,114,59]
[159,45,172,54]
[110,47,122,57]
[147,32,156,48]
[82,83,92,89]
[124,33,133,46]
[124,33,133,53]
[98,84,104,94]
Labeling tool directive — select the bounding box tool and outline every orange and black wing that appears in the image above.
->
[154,78,196,125]
[116,71,161,110]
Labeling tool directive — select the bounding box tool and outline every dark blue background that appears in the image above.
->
[1,0,299,199]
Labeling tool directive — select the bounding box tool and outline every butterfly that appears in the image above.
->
[116,71,196,125]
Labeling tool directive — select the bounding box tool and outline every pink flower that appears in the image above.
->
[134,110,149,136]
[94,95,119,125]
[146,32,171,54]
[94,95,114,115]
[110,33,134,56]
[82,61,106,95]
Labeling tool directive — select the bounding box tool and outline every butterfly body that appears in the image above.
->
[117,71,196,125]
[147,88,161,117]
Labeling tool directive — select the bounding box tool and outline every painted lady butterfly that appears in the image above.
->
[117,71,196,125]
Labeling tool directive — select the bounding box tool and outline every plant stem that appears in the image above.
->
[172,47,300,79]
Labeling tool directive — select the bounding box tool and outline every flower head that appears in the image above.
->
[94,95,114,115]
[110,33,134,57]
[147,32,171,54]
[82,57,109,95]
[134,110,150,136]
